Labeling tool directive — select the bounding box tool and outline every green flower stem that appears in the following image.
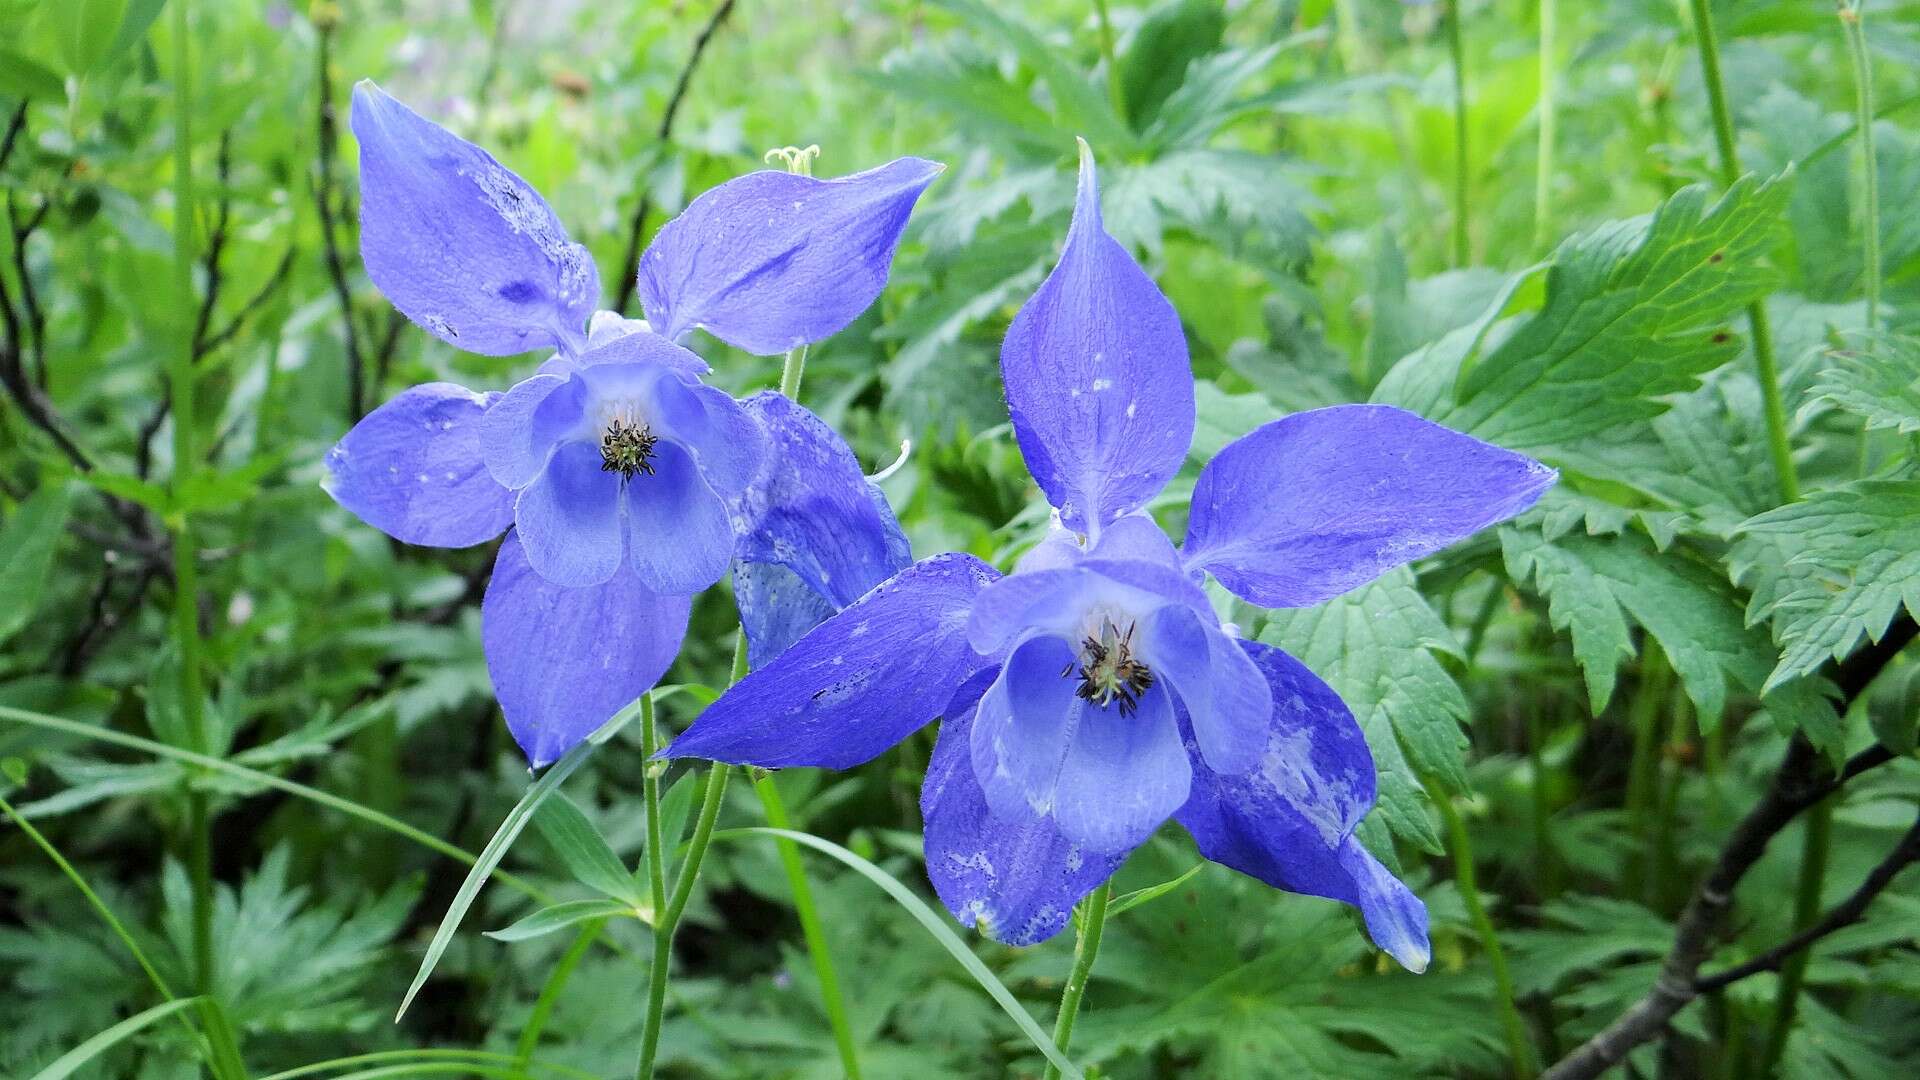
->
[1041,882,1111,1080]
[778,343,809,400]
[1623,646,1672,903]
[640,694,669,922]
[515,918,605,1066]
[754,777,862,1078]
[1838,1,1880,333]
[1424,775,1535,1078]
[168,0,218,1005]
[1534,0,1558,253]
[1686,0,1799,505]
[636,760,730,1080]
[1445,0,1471,267]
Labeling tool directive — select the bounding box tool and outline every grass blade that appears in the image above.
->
[712,826,1083,1080]
[30,997,206,1080]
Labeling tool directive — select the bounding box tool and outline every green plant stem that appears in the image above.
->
[1838,1,1879,333]
[755,776,862,1079]
[260,1050,599,1080]
[1686,0,1799,505]
[168,0,217,1004]
[640,694,668,921]
[1445,0,1470,267]
[778,343,809,400]
[515,918,605,1066]
[1759,797,1832,1075]
[1042,883,1110,1080]
[1425,775,1535,1077]
[1624,646,1672,903]
[1534,0,1558,253]
[636,761,730,1080]
[1091,0,1126,122]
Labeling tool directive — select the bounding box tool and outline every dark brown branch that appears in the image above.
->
[190,132,234,357]
[611,0,738,315]
[7,191,50,387]
[0,103,26,171]
[197,245,295,357]
[1542,614,1919,1080]
[1695,810,1920,991]
[313,20,367,418]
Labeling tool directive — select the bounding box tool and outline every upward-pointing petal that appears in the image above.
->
[352,81,598,356]
[637,157,944,355]
[1002,139,1193,534]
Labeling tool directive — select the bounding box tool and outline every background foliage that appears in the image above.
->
[3,0,1919,1077]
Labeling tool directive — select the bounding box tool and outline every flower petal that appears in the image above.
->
[1142,605,1270,775]
[323,382,512,547]
[514,440,624,587]
[638,157,944,354]
[1173,639,1429,971]
[1089,510,1180,564]
[1001,140,1192,533]
[1051,681,1189,854]
[731,393,911,665]
[648,375,765,498]
[663,553,1000,768]
[351,81,596,355]
[483,532,690,768]
[481,373,582,489]
[966,571,1082,656]
[733,560,840,669]
[576,322,712,377]
[622,439,735,595]
[923,671,1129,946]
[969,634,1081,821]
[1184,404,1556,608]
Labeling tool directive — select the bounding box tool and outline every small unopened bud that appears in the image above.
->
[309,1,343,31]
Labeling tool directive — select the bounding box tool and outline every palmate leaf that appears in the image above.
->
[1258,566,1465,851]
[1377,173,1794,454]
[1103,148,1315,272]
[924,0,1134,155]
[1805,334,1920,436]
[1731,478,1920,690]
[1118,0,1224,132]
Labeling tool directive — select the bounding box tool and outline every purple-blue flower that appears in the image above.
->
[323,81,940,766]
[664,141,1555,970]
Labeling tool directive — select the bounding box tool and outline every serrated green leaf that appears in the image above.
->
[928,0,1134,154]
[1257,567,1463,851]
[1382,174,1793,452]
[1731,478,1920,690]
[1500,522,1777,726]
[1805,333,1920,435]
[0,482,72,646]
[532,792,642,905]
[485,897,640,942]
[1139,44,1277,151]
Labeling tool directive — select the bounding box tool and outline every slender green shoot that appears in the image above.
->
[1424,775,1535,1077]
[1838,1,1880,333]
[1445,0,1470,266]
[1042,883,1110,1080]
[1534,0,1558,253]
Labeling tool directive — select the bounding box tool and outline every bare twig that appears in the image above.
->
[197,245,295,358]
[611,0,739,315]
[7,191,50,387]
[1695,810,1920,991]
[313,20,367,418]
[1541,614,1919,1080]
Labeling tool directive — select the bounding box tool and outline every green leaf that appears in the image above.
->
[1138,44,1277,151]
[1118,0,1224,131]
[29,996,205,1080]
[1805,333,1920,436]
[43,0,129,77]
[0,482,72,646]
[1257,566,1464,851]
[0,47,66,99]
[1731,478,1920,690]
[1382,174,1794,453]
[1106,862,1205,918]
[77,469,171,513]
[712,826,1084,1080]
[532,792,643,905]
[929,0,1134,154]
[485,897,639,942]
[655,769,697,881]
[103,0,167,67]
[1500,522,1784,726]
[395,695,647,1019]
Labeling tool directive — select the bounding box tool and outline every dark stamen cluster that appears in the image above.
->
[600,418,659,480]
[1063,617,1155,716]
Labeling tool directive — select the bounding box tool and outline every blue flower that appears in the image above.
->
[665,141,1555,970]
[323,82,940,766]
